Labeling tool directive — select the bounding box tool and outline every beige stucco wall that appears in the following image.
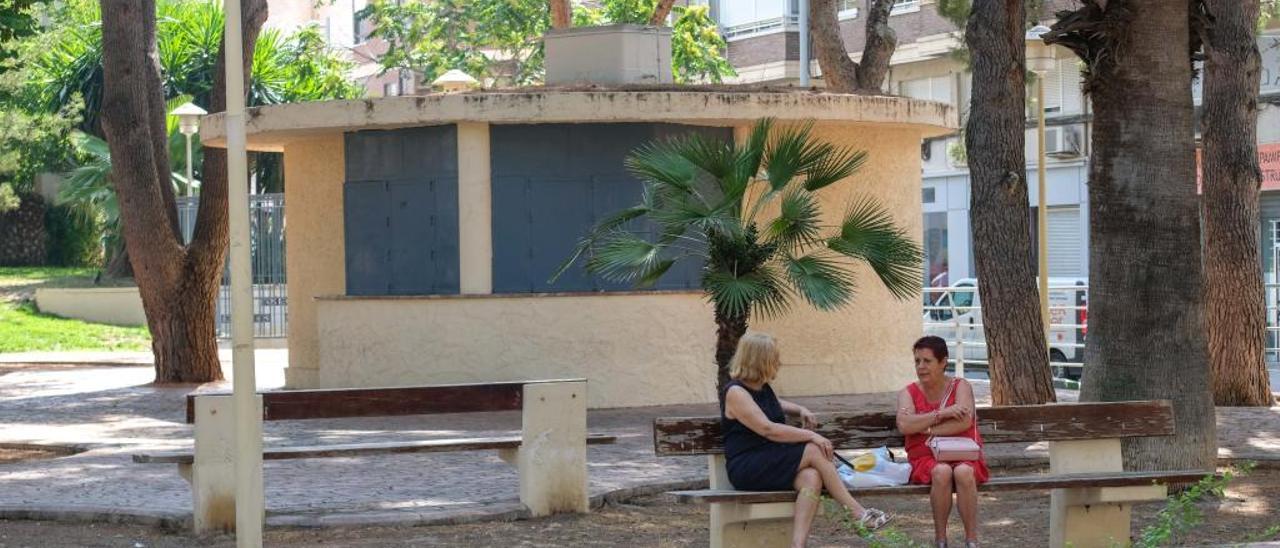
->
[315,293,719,407]
[34,287,146,327]
[282,135,346,387]
[267,91,947,402]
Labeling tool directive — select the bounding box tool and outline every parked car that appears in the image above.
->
[924,277,1088,380]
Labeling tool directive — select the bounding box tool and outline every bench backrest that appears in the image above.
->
[653,400,1174,456]
[185,379,585,424]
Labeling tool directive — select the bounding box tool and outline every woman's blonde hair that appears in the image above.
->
[730,332,782,385]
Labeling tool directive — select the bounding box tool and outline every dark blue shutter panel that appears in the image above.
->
[343,126,460,296]
[490,123,729,294]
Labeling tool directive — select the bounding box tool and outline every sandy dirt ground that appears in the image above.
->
[1,468,1277,548]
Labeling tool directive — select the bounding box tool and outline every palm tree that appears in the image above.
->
[558,119,922,392]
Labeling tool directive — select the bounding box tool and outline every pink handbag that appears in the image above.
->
[927,380,982,462]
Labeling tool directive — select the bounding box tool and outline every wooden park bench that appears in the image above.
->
[653,400,1209,548]
[134,379,616,533]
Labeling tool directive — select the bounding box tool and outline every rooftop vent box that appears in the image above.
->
[544,24,673,86]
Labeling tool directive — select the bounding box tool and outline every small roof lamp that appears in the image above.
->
[172,102,208,136]
[1024,25,1057,74]
[432,69,480,93]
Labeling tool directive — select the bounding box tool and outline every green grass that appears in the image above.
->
[0,266,98,289]
[0,301,151,353]
[0,266,151,353]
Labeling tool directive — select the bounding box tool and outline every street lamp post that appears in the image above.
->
[222,0,263,546]
[172,102,207,198]
[1026,25,1056,346]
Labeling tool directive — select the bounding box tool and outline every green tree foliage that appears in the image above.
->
[671,5,734,84]
[360,0,735,86]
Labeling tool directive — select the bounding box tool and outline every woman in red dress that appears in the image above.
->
[896,336,989,548]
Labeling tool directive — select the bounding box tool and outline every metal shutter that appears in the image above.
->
[1047,207,1083,277]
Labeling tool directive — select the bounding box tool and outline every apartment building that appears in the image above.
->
[718,1,1280,293]
[266,0,406,97]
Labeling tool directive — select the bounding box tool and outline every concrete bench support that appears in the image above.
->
[708,454,793,548]
[1049,438,1167,548]
[189,394,264,534]
[517,380,589,516]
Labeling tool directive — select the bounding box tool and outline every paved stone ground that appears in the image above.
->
[0,358,1277,528]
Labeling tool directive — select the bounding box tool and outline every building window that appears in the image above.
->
[891,0,921,15]
[383,81,399,97]
[900,75,955,105]
[922,187,936,204]
[838,0,859,19]
[924,211,948,289]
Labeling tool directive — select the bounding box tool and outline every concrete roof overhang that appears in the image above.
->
[200,89,959,152]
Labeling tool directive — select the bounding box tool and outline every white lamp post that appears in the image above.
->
[172,102,207,197]
[222,0,263,546]
[1026,25,1056,345]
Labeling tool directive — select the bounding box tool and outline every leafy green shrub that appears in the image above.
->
[44,203,102,267]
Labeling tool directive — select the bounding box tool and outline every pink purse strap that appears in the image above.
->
[926,379,959,446]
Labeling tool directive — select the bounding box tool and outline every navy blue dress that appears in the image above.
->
[721,380,806,491]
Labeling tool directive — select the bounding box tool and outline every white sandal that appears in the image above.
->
[857,507,893,531]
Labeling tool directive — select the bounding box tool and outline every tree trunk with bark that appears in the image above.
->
[650,0,677,25]
[1202,0,1274,407]
[1046,0,1218,470]
[99,0,267,384]
[964,0,1056,405]
[715,309,750,398]
[809,0,896,92]
[550,0,571,29]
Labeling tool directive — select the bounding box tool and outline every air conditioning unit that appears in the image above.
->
[1045,126,1083,158]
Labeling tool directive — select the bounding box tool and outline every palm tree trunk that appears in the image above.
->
[1047,0,1217,471]
[964,0,1056,405]
[1202,0,1274,406]
[715,308,749,397]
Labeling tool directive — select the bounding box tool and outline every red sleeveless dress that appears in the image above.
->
[904,379,990,485]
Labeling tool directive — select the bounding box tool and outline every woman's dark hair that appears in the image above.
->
[913,335,949,361]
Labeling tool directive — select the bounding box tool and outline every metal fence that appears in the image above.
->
[176,194,287,338]
[922,285,1088,380]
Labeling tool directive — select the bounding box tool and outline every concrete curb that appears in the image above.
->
[0,505,189,531]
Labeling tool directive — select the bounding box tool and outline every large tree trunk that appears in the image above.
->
[100,0,267,384]
[715,310,749,398]
[550,0,571,29]
[649,0,677,25]
[964,0,1056,405]
[809,0,896,92]
[1047,0,1217,470]
[1202,0,1274,406]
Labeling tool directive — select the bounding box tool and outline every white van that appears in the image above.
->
[923,277,1088,380]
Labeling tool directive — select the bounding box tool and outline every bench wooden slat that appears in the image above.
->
[133,433,618,464]
[184,379,587,423]
[667,469,1211,504]
[654,400,1175,455]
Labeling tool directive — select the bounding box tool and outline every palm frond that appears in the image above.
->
[762,121,816,192]
[549,205,650,283]
[764,188,822,252]
[803,147,867,192]
[584,231,674,284]
[625,140,701,198]
[781,251,856,311]
[702,266,791,319]
[734,118,771,184]
[827,198,923,301]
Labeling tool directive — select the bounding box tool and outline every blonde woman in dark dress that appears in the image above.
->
[721,332,892,548]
